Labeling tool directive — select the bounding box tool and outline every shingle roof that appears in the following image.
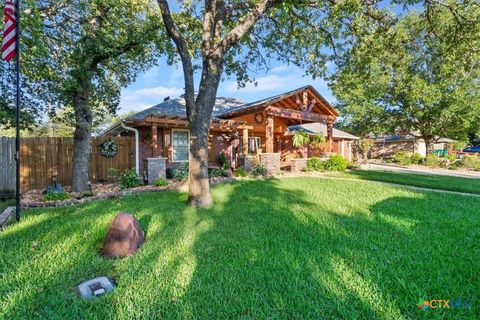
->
[126,96,245,121]
[288,123,359,140]
[218,85,338,118]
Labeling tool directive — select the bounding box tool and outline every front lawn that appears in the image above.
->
[1,177,478,319]
[328,169,480,195]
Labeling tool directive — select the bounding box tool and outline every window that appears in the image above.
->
[172,130,189,162]
[248,137,261,153]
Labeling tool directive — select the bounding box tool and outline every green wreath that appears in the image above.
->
[100,140,118,157]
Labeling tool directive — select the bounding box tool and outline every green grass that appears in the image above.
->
[0,199,15,213]
[1,177,479,319]
[327,169,480,195]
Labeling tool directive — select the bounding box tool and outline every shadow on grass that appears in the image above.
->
[1,178,478,319]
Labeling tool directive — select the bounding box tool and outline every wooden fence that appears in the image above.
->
[0,137,16,195]
[0,136,135,192]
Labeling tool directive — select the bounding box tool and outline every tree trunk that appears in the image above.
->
[72,88,92,193]
[187,120,212,207]
[186,58,223,207]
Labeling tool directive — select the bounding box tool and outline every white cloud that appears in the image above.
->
[134,86,184,98]
[271,65,290,73]
[119,86,184,113]
[226,75,290,93]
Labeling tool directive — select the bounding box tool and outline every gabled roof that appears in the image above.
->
[126,96,245,121]
[288,123,359,140]
[218,85,339,118]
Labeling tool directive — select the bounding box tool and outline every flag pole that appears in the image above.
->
[14,0,20,222]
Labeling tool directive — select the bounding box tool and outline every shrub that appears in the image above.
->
[217,152,228,167]
[166,168,175,179]
[410,152,424,165]
[120,169,140,190]
[305,157,325,172]
[43,192,70,202]
[154,177,168,187]
[461,155,480,171]
[234,166,247,177]
[107,167,120,182]
[251,163,267,176]
[209,168,231,178]
[173,162,189,181]
[453,141,467,151]
[324,155,349,171]
[393,151,412,165]
[425,154,441,167]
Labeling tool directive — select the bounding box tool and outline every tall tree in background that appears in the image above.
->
[29,0,162,192]
[155,0,411,207]
[332,3,480,150]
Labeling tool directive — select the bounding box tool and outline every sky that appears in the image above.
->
[118,57,336,114]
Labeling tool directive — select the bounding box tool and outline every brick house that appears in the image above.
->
[102,86,358,178]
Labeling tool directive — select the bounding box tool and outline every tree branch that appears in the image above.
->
[156,0,195,109]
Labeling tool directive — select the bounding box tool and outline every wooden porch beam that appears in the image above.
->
[151,123,158,157]
[265,106,336,123]
[243,128,249,157]
[266,114,274,153]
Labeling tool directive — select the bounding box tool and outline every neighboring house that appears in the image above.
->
[370,135,454,158]
[102,85,357,176]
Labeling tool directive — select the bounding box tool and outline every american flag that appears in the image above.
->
[2,0,16,61]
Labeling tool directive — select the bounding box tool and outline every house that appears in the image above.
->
[369,134,455,159]
[102,85,358,179]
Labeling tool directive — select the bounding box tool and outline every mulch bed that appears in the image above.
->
[20,177,237,209]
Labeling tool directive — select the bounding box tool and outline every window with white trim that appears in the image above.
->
[172,130,189,162]
[248,137,261,153]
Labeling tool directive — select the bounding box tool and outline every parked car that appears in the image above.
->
[457,146,480,158]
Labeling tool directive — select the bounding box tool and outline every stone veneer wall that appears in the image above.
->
[260,153,280,174]
[147,158,167,185]
[290,158,308,173]
[238,156,258,171]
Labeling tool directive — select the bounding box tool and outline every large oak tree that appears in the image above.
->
[332,2,480,149]
[155,0,441,207]
[28,0,162,192]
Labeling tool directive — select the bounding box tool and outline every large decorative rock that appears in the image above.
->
[102,213,144,258]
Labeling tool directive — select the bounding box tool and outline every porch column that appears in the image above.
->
[243,128,249,156]
[151,123,158,157]
[327,121,334,152]
[266,115,274,153]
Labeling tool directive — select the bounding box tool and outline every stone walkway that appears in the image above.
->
[0,206,15,228]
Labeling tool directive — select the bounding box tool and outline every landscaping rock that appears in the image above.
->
[102,213,144,258]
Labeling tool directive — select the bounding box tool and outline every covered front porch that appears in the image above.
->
[221,86,340,173]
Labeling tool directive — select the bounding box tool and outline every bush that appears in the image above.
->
[393,151,412,165]
[217,152,228,167]
[166,168,175,179]
[251,163,267,176]
[410,152,423,164]
[234,166,247,177]
[107,167,120,182]
[43,192,70,202]
[324,154,349,171]
[305,157,325,172]
[120,169,140,190]
[425,154,441,167]
[461,155,480,171]
[154,177,168,187]
[173,162,189,181]
[209,167,231,178]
